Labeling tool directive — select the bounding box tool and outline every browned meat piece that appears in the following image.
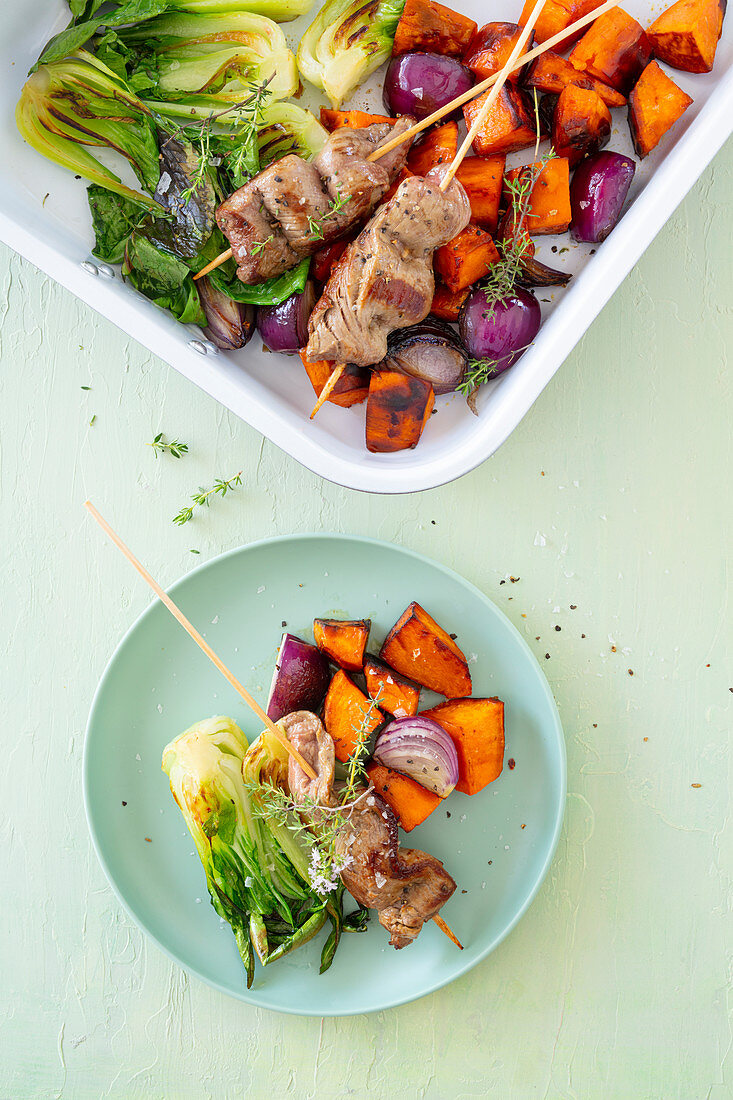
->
[336,792,456,948]
[305,169,471,367]
[282,711,335,807]
[216,119,415,286]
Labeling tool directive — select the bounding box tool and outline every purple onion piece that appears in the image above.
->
[257,279,317,354]
[385,318,469,394]
[384,52,474,120]
[459,286,541,376]
[198,276,256,350]
[267,633,330,722]
[570,151,636,244]
[374,715,459,797]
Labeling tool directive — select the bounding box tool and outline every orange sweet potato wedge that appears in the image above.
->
[421,698,505,795]
[299,351,369,408]
[323,669,382,762]
[503,158,571,235]
[364,654,421,717]
[519,0,607,47]
[523,49,627,107]
[569,6,652,93]
[434,224,501,292]
[313,617,371,670]
[320,108,396,130]
[463,84,537,156]
[647,0,726,73]
[366,763,441,831]
[628,60,693,157]
[454,155,505,232]
[365,371,435,453]
[430,281,469,321]
[464,22,532,84]
[380,601,472,698]
[552,85,611,165]
[407,122,459,175]
[392,0,478,57]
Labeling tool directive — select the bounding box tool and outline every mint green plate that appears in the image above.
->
[84,534,565,1016]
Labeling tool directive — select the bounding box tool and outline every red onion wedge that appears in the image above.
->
[374,716,459,797]
[267,633,330,722]
[384,52,474,120]
[257,279,317,354]
[570,151,636,243]
[384,319,469,394]
[198,276,256,350]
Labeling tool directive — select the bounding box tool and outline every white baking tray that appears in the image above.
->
[1,2,731,492]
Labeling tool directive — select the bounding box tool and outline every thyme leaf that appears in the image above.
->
[172,471,242,526]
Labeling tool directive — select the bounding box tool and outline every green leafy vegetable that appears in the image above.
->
[123,233,206,324]
[17,51,161,208]
[297,0,405,107]
[87,185,148,263]
[209,256,311,306]
[35,1,172,70]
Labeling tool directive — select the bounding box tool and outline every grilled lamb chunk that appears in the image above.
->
[216,119,415,286]
[305,169,471,367]
[283,711,335,807]
[336,791,456,948]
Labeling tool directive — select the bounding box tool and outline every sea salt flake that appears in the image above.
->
[534,532,546,547]
[157,704,163,714]
[211,615,219,624]
[375,871,386,888]
[135,753,141,761]
[257,585,265,594]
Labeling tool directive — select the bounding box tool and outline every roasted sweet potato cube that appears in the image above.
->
[553,85,611,166]
[313,617,371,670]
[323,669,382,762]
[430,281,469,321]
[569,6,651,93]
[519,0,607,47]
[299,351,369,408]
[312,239,350,282]
[365,763,441,831]
[434,224,501,291]
[647,0,726,73]
[319,108,396,130]
[628,60,693,157]
[463,84,537,156]
[464,22,532,84]
[503,158,572,235]
[421,698,505,794]
[453,155,505,232]
[524,49,628,107]
[365,371,435,453]
[407,122,458,176]
[364,654,421,717]
[392,0,478,56]
[380,601,472,698]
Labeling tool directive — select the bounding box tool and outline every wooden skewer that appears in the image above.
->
[441,0,548,191]
[192,0,615,282]
[83,500,318,781]
[310,362,345,418]
[433,913,464,949]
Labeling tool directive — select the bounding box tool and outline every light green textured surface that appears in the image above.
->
[0,146,731,1099]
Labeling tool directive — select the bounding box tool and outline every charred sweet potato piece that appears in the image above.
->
[313,617,371,670]
[647,0,726,73]
[421,698,505,794]
[407,122,458,176]
[380,601,472,698]
[519,0,607,47]
[300,351,369,408]
[569,6,651,93]
[524,49,627,107]
[434,224,501,292]
[504,158,572,235]
[364,654,421,717]
[323,669,382,762]
[553,85,611,165]
[464,84,537,156]
[453,155,505,232]
[312,239,351,282]
[319,108,396,130]
[365,763,441,831]
[430,281,469,321]
[464,22,532,84]
[628,60,693,157]
[365,371,435,453]
[392,0,478,57]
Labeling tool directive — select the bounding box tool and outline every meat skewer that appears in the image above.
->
[194,0,614,284]
[284,710,461,949]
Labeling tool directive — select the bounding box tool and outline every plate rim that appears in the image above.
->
[83,532,567,1016]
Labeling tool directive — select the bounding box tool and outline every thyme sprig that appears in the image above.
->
[306,187,352,242]
[172,471,242,526]
[148,432,189,459]
[250,233,274,256]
